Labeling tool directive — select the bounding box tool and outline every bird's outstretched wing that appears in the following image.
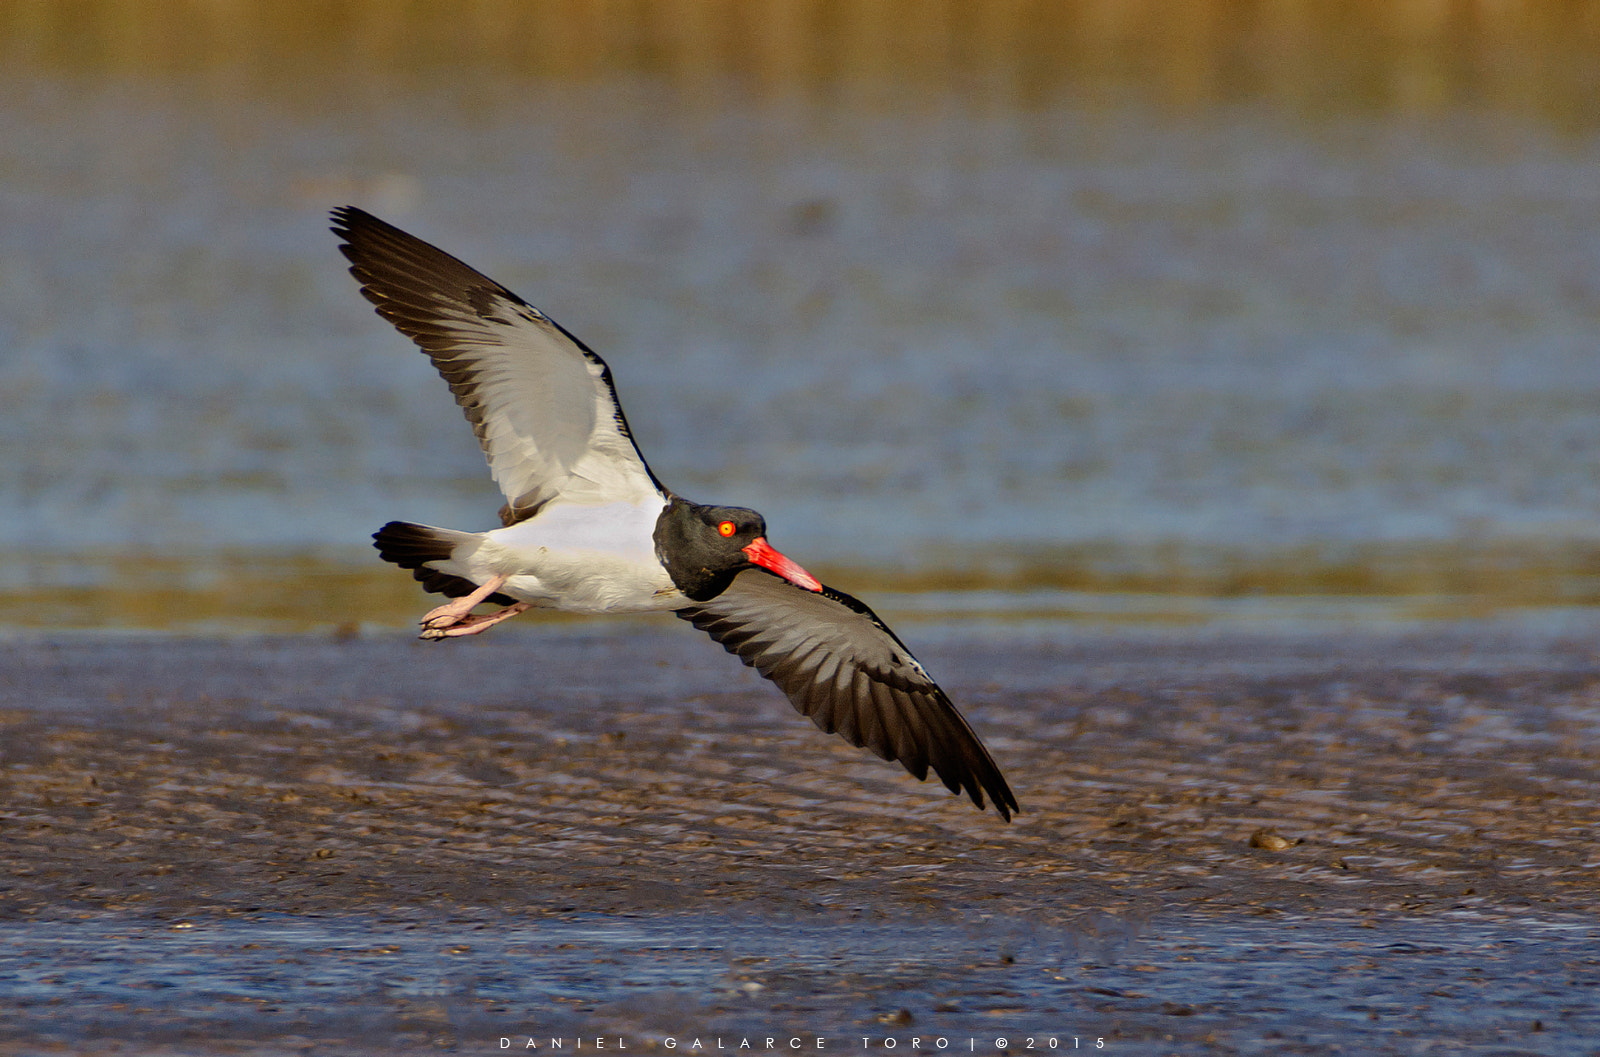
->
[333,206,665,523]
[677,570,1018,819]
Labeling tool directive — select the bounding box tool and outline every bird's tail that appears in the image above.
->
[372,521,507,601]
[373,521,470,569]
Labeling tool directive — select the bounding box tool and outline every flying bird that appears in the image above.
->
[332,206,1017,820]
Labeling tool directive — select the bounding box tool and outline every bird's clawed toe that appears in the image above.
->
[417,601,532,640]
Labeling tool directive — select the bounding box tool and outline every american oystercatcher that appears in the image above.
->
[333,206,1017,820]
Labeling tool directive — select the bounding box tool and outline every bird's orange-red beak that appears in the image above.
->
[743,537,822,592]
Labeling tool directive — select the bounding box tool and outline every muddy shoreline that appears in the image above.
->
[3,623,1598,1052]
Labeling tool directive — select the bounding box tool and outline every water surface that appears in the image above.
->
[4,3,1600,627]
[4,9,1600,1052]
[4,627,1599,1052]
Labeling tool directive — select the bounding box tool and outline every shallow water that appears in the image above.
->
[4,627,1600,1052]
[4,911,1595,1051]
[5,4,1600,625]
[5,8,1600,1054]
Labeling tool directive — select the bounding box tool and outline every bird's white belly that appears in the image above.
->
[461,501,683,614]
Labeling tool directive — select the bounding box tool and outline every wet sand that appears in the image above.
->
[3,621,1599,1054]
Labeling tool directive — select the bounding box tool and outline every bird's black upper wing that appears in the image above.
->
[677,569,1017,819]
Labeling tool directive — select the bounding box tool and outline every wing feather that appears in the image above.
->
[677,569,1018,819]
[333,206,664,520]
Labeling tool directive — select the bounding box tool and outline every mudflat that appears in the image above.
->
[2,622,1598,1053]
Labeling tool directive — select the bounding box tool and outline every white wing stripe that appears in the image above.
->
[334,207,664,520]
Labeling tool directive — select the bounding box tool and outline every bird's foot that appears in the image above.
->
[419,602,532,640]
[419,574,510,631]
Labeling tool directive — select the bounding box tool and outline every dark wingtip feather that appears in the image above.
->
[678,572,1021,822]
[330,205,386,256]
[991,781,1019,822]
[330,204,382,238]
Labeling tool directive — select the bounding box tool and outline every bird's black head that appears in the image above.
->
[654,498,821,602]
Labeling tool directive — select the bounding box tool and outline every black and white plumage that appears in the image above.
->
[333,206,1018,820]
[677,574,1014,815]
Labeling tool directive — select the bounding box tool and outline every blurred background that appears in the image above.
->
[4,0,1600,632]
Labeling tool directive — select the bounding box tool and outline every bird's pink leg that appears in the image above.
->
[419,574,510,631]
[420,602,532,640]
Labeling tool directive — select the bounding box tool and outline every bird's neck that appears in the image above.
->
[653,496,741,602]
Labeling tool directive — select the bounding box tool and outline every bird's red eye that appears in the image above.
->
[718,520,737,537]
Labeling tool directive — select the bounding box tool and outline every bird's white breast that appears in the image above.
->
[471,500,682,614]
